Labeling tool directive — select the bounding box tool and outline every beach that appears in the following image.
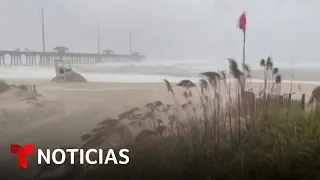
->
[0,80,179,179]
[0,81,171,149]
[0,77,317,179]
[0,79,317,149]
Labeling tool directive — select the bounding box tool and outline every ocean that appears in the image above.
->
[0,59,320,84]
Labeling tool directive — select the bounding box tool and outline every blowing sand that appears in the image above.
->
[0,79,316,147]
[0,81,180,150]
[0,79,318,179]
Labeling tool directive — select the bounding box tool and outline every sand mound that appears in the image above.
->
[0,86,40,101]
[52,71,87,82]
[79,101,179,150]
[0,79,9,93]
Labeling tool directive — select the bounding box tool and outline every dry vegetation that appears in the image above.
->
[36,57,320,180]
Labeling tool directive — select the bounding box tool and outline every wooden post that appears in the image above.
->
[288,94,292,106]
[300,94,305,110]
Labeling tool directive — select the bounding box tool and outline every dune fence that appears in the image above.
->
[253,93,306,112]
[11,84,37,93]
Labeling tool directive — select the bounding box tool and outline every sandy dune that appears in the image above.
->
[0,81,177,179]
[0,79,318,179]
[0,82,175,149]
[0,80,317,148]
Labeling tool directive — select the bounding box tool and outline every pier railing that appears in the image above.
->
[0,50,146,66]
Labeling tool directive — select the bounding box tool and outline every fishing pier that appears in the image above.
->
[0,48,146,66]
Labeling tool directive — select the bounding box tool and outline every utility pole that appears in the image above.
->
[97,21,100,54]
[41,8,46,52]
[129,30,132,54]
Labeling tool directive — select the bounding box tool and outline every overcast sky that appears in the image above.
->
[0,0,320,64]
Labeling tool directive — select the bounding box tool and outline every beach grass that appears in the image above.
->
[36,57,320,180]
[84,112,320,180]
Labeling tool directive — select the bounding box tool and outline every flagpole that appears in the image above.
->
[129,30,132,54]
[97,21,100,55]
[41,8,46,52]
[243,30,246,68]
[243,30,246,91]
[238,12,247,93]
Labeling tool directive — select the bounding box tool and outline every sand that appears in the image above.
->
[0,79,316,145]
[0,79,318,179]
[0,82,169,147]
[0,80,9,93]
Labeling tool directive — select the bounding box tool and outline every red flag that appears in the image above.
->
[237,12,247,32]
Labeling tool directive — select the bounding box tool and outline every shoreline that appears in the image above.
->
[2,76,320,85]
